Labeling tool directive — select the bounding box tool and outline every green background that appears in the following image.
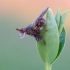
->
[0,15,70,70]
[0,0,70,69]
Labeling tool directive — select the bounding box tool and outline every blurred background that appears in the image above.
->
[0,0,70,70]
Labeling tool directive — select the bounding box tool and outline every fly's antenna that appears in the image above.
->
[16,28,20,31]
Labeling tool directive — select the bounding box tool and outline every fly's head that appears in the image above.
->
[16,28,26,38]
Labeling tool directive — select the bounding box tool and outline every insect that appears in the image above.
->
[16,7,49,45]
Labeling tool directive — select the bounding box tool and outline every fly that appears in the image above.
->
[16,7,49,45]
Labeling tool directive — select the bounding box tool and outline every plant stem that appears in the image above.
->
[45,63,52,70]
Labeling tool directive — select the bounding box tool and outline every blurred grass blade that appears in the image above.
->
[58,11,68,34]
[55,8,60,27]
[37,8,59,64]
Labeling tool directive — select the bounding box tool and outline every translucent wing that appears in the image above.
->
[19,32,26,38]
[32,7,49,27]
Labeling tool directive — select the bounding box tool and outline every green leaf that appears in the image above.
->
[58,11,68,34]
[37,8,59,64]
[55,8,60,27]
[55,10,67,59]
[57,27,66,58]
[53,27,66,61]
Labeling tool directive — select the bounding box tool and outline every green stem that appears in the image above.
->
[45,63,52,70]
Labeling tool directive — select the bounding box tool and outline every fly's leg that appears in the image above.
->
[39,35,46,45]
[41,29,48,32]
[34,35,46,45]
[34,35,39,42]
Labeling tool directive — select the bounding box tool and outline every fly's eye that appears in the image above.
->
[19,32,26,38]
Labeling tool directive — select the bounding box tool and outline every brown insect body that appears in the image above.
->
[26,18,46,41]
[16,7,49,44]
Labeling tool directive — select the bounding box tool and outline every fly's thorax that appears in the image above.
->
[26,24,33,30]
[25,27,40,36]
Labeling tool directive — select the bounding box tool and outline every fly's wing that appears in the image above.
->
[32,7,49,27]
[19,32,26,38]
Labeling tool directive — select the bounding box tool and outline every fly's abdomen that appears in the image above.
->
[36,18,46,27]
